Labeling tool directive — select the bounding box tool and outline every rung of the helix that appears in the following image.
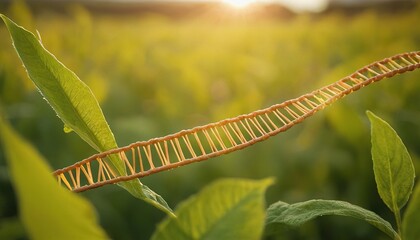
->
[53,51,420,192]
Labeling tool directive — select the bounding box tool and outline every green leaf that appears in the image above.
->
[0,118,108,240]
[367,111,415,212]
[265,199,399,239]
[151,178,274,240]
[1,14,113,154]
[403,183,420,240]
[0,14,173,215]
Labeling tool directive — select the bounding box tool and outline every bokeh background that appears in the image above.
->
[1,0,420,239]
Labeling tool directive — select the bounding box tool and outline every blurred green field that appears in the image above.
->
[1,1,420,239]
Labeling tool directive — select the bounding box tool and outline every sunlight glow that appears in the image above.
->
[222,0,256,8]
[220,0,328,12]
[277,0,328,12]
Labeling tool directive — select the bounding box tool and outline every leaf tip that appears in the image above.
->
[0,14,9,26]
[366,110,375,119]
[0,13,12,26]
[366,110,382,124]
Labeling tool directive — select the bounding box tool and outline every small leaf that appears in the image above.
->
[266,199,399,239]
[0,14,173,215]
[402,183,420,240]
[367,111,415,213]
[0,118,108,240]
[151,178,274,240]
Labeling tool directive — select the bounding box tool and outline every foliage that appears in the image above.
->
[152,178,273,240]
[265,112,418,240]
[266,200,398,239]
[0,2,420,239]
[367,111,415,234]
[0,117,107,240]
[1,13,173,216]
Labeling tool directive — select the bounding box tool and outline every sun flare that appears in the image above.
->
[222,0,255,8]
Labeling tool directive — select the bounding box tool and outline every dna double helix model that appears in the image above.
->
[53,51,420,193]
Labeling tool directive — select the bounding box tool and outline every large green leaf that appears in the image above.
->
[0,14,172,215]
[265,199,399,239]
[1,14,113,154]
[0,117,107,240]
[403,183,420,240]
[151,178,274,240]
[367,111,415,213]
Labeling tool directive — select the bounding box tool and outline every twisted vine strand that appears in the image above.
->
[53,51,420,192]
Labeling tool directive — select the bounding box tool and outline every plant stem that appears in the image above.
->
[394,209,402,239]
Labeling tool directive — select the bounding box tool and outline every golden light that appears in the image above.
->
[222,0,255,8]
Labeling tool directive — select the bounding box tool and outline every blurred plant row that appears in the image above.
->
[1,1,419,239]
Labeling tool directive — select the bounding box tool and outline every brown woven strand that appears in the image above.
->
[53,51,420,192]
